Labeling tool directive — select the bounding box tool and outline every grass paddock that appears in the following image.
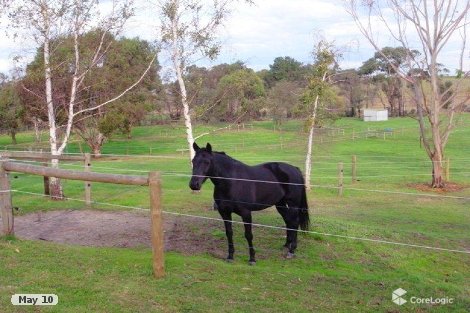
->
[1,116,470,312]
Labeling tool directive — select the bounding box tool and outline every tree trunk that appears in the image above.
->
[398,92,405,116]
[49,159,64,200]
[384,82,394,116]
[44,30,64,199]
[91,133,104,157]
[10,131,17,145]
[304,93,321,191]
[413,81,446,189]
[92,147,102,157]
[430,121,445,188]
[304,124,315,190]
[179,75,195,163]
[171,13,195,164]
[81,131,104,157]
[33,118,41,143]
[429,53,445,189]
[304,70,327,190]
[431,154,445,188]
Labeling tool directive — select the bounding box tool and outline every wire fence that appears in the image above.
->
[4,157,470,196]
[7,158,470,190]
[6,189,470,255]
[6,149,470,165]
[5,173,470,254]
[2,144,470,257]
[2,119,470,262]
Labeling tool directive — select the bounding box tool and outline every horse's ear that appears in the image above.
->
[193,142,200,151]
[206,143,212,153]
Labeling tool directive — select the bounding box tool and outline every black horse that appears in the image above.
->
[189,142,310,265]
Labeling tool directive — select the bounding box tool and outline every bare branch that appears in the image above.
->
[346,0,470,187]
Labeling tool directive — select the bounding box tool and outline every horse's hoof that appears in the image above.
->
[286,252,295,259]
[249,260,256,266]
[226,258,234,263]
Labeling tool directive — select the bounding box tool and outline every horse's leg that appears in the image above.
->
[240,211,256,265]
[284,201,300,258]
[219,209,234,262]
[275,203,290,248]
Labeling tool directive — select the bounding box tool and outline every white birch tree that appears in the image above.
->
[346,0,470,188]
[1,0,156,198]
[157,0,251,163]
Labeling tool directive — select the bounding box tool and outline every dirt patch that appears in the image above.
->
[407,182,468,193]
[11,210,226,258]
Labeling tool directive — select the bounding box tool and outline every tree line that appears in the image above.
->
[2,44,461,144]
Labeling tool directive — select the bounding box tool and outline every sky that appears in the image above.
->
[0,0,468,76]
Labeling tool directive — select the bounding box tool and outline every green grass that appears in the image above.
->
[1,116,470,312]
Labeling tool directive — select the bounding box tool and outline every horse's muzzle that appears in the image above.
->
[189,180,201,191]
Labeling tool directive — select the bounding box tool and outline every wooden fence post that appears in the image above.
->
[149,171,164,278]
[352,155,357,183]
[0,161,14,235]
[84,153,92,207]
[445,157,450,181]
[338,162,344,196]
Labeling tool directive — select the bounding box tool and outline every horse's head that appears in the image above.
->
[189,142,214,191]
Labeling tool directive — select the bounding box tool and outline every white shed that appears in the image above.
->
[363,109,388,122]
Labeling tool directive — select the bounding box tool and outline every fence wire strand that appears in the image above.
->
[5,159,470,201]
[8,189,470,255]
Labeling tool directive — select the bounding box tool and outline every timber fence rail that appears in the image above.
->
[0,151,91,202]
[0,151,132,205]
[0,160,165,279]
[3,151,460,198]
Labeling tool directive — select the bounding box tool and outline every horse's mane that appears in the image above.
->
[213,150,248,167]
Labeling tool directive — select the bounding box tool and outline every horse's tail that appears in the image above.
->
[299,184,310,231]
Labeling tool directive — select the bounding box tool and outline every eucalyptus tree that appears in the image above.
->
[303,40,340,190]
[264,56,306,88]
[347,0,470,188]
[212,68,266,122]
[358,47,418,116]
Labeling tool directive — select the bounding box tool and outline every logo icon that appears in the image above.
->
[392,288,407,305]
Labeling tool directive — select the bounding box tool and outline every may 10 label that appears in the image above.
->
[11,294,58,306]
